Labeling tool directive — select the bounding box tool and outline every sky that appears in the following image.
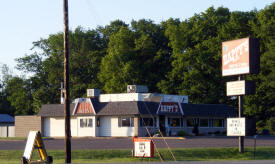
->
[0,0,274,76]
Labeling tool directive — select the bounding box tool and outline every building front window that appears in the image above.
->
[187,118,199,127]
[140,117,155,127]
[213,119,224,127]
[80,118,93,128]
[169,118,181,127]
[118,117,134,127]
[199,119,209,127]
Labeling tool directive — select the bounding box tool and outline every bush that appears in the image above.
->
[214,130,220,135]
[266,117,275,135]
[177,131,187,137]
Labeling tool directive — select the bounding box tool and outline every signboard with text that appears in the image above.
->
[133,137,154,157]
[226,80,255,96]
[222,38,259,76]
[227,118,246,136]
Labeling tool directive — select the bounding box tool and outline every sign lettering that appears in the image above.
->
[158,102,180,113]
[227,118,246,136]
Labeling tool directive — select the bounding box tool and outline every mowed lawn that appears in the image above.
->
[1,147,275,163]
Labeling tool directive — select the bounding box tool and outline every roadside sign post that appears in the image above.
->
[254,134,257,159]
[238,76,244,153]
[222,37,259,153]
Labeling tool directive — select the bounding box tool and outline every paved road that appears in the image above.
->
[0,136,275,150]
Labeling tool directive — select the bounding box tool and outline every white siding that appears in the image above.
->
[99,116,134,137]
[100,93,141,102]
[99,93,188,103]
[8,126,15,137]
[43,117,77,137]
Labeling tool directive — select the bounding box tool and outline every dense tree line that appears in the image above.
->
[0,4,274,131]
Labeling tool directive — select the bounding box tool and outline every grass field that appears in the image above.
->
[1,147,275,163]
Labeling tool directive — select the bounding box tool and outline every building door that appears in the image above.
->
[99,116,112,136]
[159,115,166,136]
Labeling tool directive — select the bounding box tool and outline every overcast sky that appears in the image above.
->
[0,0,273,75]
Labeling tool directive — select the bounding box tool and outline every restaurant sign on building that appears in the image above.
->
[157,102,183,115]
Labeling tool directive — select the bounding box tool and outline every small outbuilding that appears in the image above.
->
[0,114,15,137]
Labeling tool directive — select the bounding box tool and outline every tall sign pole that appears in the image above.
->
[238,75,244,153]
[222,37,259,153]
[63,0,71,163]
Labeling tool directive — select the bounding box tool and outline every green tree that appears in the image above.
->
[15,27,107,112]
[98,26,137,93]
[99,20,172,93]
[158,7,256,105]
[5,77,34,115]
[244,3,275,127]
[0,64,13,115]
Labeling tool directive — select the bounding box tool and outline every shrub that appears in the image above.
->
[266,117,275,135]
[214,130,220,135]
[177,131,187,137]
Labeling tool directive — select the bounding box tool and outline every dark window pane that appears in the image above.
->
[200,119,208,127]
[140,118,154,127]
[213,119,224,127]
[88,119,93,127]
[187,118,194,127]
[80,119,84,128]
[170,118,181,127]
[122,117,130,127]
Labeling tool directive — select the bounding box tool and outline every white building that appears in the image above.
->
[37,87,236,137]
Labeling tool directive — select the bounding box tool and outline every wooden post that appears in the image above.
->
[63,0,71,163]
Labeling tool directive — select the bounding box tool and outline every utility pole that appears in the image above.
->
[63,0,71,163]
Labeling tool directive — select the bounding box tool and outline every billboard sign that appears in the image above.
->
[222,38,259,76]
[227,118,246,136]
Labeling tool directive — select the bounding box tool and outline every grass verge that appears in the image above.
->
[1,147,275,163]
